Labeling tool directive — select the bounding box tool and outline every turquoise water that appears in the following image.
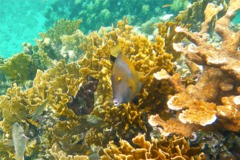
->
[0,0,172,59]
[0,0,54,59]
[1,0,238,60]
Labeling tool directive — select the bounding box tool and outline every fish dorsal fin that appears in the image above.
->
[110,44,122,58]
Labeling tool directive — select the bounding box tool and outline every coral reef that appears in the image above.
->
[0,0,239,159]
[0,19,85,95]
[191,131,240,159]
[167,0,240,131]
[0,57,11,95]
[77,17,175,145]
[44,0,173,33]
[0,17,176,159]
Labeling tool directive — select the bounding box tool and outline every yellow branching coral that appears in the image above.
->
[0,17,177,158]
[157,21,190,60]
[100,134,205,160]
[167,0,240,131]
[0,60,87,158]
[0,53,37,84]
[77,17,175,143]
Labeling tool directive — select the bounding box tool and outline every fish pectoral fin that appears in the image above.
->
[137,71,144,81]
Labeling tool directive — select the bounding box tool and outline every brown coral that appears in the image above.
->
[167,0,240,131]
[148,114,193,137]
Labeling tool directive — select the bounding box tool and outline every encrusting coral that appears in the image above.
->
[166,0,240,131]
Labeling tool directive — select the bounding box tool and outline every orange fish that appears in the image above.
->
[111,54,142,106]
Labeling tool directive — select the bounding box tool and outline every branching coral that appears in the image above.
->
[77,17,175,145]
[0,16,177,159]
[166,0,240,131]
[0,53,37,84]
[38,19,84,62]
[176,0,227,32]
[157,21,190,60]
[100,134,205,160]
[0,60,88,158]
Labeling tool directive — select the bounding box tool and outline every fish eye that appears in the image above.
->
[113,99,119,106]
[117,77,121,81]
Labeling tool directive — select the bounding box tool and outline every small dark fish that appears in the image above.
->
[111,54,142,106]
[12,122,27,160]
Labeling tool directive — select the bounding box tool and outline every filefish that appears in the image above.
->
[111,54,142,106]
[12,122,27,160]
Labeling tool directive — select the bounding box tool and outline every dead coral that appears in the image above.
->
[167,0,240,131]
